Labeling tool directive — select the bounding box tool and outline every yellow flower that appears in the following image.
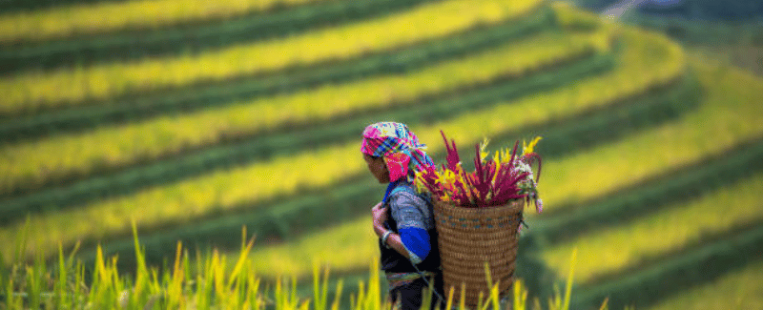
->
[522,136,543,155]
[492,156,500,184]
[499,148,512,164]
[479,137,491,162]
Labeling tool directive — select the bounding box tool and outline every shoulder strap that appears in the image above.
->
[390,185,416,197]
[388,184,432,206]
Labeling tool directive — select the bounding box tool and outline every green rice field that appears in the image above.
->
[1,0,762,308]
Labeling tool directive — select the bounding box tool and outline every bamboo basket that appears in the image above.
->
[433,199,524,308]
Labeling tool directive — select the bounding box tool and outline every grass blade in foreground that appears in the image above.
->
[0,227,591,310]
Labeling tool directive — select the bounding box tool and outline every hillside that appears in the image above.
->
[569,0,763,76]
[1,0,762,308]
[573,0,763,20]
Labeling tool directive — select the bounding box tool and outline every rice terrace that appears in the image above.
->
[1,0,762,308]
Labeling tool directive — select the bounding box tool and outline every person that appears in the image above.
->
[360,122,444,310]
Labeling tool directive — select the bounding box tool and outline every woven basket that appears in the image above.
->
[433,199,524,308]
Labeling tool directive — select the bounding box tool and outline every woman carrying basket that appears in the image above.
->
[361,122,445,310]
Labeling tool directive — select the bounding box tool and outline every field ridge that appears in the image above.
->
[571,223,763,309]
[0,0,544,116]
[0,47,612,223]
[3,2,762,308]
[534,136,763,245]
[69,69,693,268]
[0,0,440,74]
[0,9,553,143]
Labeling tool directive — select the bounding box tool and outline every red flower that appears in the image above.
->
[417,131,542,209]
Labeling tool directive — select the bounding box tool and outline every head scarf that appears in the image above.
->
[361,122,434,183]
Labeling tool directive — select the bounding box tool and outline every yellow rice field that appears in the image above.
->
[0,30,603,196]
[0,0,336,43]
[244,53,763,279]
[0,27,684,261]
[0,0,542,114]
[536,58,763,212]
[541,171,763,285]
[647,260,763,310]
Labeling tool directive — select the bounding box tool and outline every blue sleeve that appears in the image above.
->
[399,227,430,264]
[389,190,433,264]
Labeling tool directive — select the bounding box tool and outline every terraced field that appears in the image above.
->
[0,29,603,197]
[0,0,358,42]
[648,260,763,310]
[543,171,763,285]
[0,0,542,113]
[1,0,761,308]
[0,0,445,75]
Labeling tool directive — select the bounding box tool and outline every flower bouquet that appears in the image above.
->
[415,131,543,212]
[415,131,543,308]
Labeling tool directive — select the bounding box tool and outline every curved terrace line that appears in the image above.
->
[0,9,553,143]
[0,27,686,264]
[0,27,598,199]
[0,0,440,75]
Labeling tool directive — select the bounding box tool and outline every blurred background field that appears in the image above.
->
[1,0,762,308]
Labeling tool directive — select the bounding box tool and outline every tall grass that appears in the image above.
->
[0,225,590,310]
[0,0,337,43]
[0,29,603,197]
[0,26,683,262]
[0,0,541,113]
[541,170,763,285]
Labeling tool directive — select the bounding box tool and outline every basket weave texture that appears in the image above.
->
[433,199,524,308]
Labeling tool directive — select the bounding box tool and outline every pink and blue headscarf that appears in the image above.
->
[361,122,434,183]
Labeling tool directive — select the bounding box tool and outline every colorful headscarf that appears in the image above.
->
[361,122,435,183]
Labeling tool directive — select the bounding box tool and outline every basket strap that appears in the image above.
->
[389,185,414,200]
[389,184,433,206]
